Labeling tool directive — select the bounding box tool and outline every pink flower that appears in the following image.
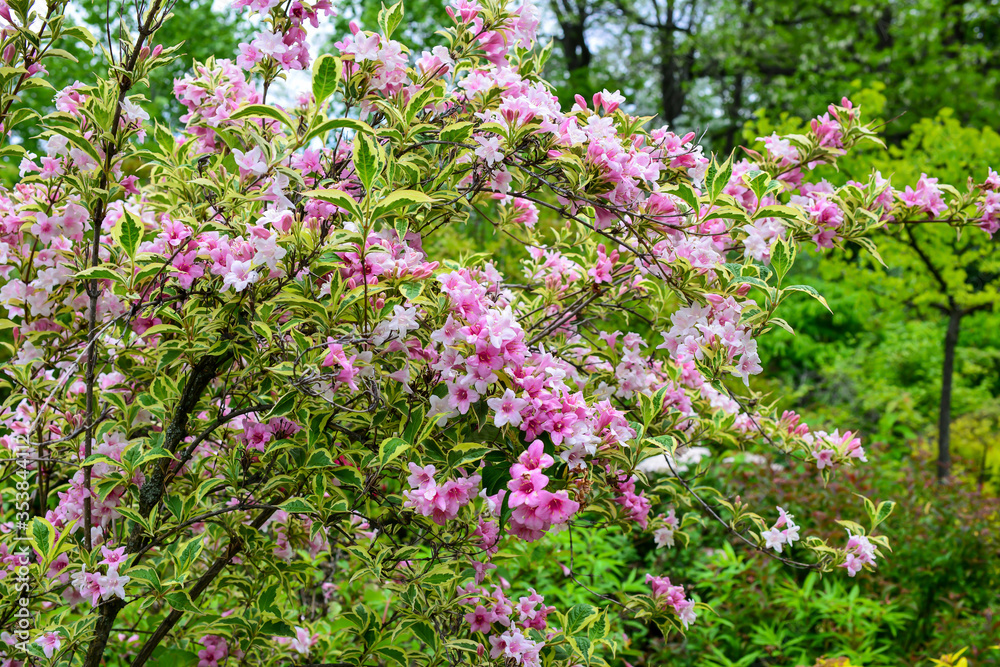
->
[532,489,579,525]
[814,448,835,470]
[486,389,528,428]
[222,259,259,292]
[252,30,288,57]
[289,626,317,655]
[98,568,130,600]
[507,469,548,508]
[99,545,127,568]
[465,604,495,633]
[474,135,504,166]
[36,632,62,659]
[237,42,263,69]
[233,147,268,176]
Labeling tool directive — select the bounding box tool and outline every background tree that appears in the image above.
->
[747,93,1000,481]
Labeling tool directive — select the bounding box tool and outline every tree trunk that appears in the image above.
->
[659,27,684,127]
[937,308,962,481]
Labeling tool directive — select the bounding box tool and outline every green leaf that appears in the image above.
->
[566,603,599,635]
[371,189,434,220]
[30,517,55,559]
[279,498,317,514]
[258,583,280,616]
[754,205,800,220]
[259,620,296,637]
[709,155,733,201]
[304,449,336,469]
[353,132,383,192]
[305,117,374,143]
[399,281,423,302]
[853,236,887,267]
[267,392,297,418]
[374,647,408,664]
[482,464,512,495]
[75,264,125,283]
[446,639,480,652]
[331,465,364,487]
[447,442,490,469]
[588,610,611,641]
[873,500,895,529]
[229,104,295,127]
[302,188,362,219]
[411,620,438,650]
[672,183,700,216]
[440,121,474,144]
[782,284,832,313]
[311,54,341,106]
[769,237,795,283]
[165,591,202,614]
[116,209,144,259]
[378,437,410,467]
[377,1,405,39]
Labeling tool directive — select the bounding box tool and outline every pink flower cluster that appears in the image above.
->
[840,532,878,577]
[807,429,867,470]
[197,634,229,667]
[898,173,947,218]
[977,168,1000,236]
[761,506,801,553]
[334,23,408,98]
[657,296,763,385]
[47,432,133,545]
[337,227,439,291]
[447,0,539,69]
[275,626,319,656]
[613,474,652,528]
[402,463,481,525]
[645,574,697,628]
[506,440,581,541]
[460,584,551,667]
[69,545,130,608]
[234,0,335,72]
[652,508,679,548]
[173,59,262,153]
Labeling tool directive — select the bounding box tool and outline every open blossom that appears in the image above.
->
[840,532,878,577]
[487,388,528,427]
[120,98,150,125]
[36,632,62,659]
[474,135,504,166]
[233,146,268,175]
[222,259,259,292]
[762,506,801,553]
[646,574,697,628]
[289,627,317,655]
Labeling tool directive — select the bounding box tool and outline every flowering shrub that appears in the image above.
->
[0,0,997,665]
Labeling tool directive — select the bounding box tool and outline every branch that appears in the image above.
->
[129,503,282,667]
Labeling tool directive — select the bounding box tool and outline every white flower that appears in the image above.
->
[120,99,150,125]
